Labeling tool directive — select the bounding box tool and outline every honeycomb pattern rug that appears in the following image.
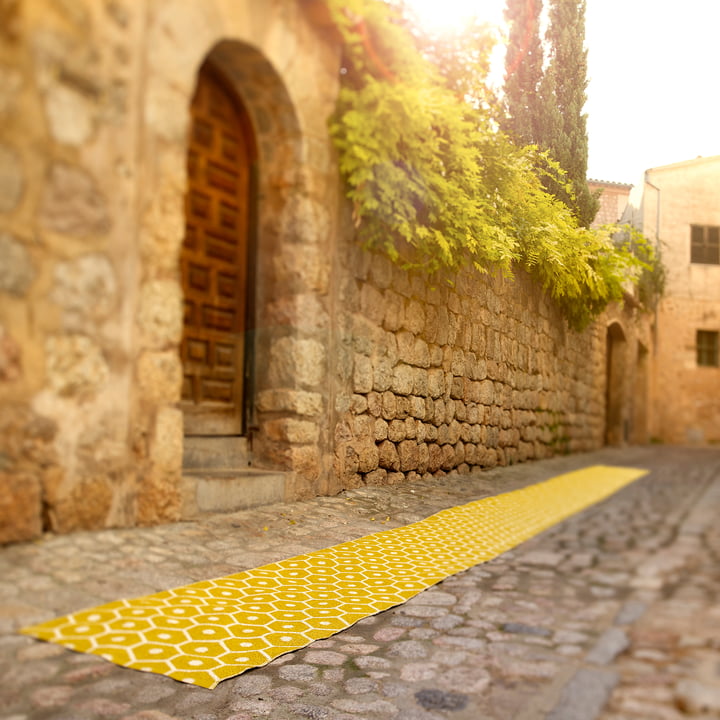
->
[20,464,647,689]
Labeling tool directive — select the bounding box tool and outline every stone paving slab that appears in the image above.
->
[1,446,719,719]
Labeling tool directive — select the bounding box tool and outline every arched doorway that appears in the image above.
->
[180,60,256,440]
[605,322,627,445]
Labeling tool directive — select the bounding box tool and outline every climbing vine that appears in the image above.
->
[325,0,662,330]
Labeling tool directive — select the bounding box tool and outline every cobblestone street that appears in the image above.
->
[1,446,719,720]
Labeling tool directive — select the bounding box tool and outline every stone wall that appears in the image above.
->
[0,0,341,542]
[327,238,614,493]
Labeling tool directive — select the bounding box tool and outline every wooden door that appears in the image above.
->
[180,63,254,435]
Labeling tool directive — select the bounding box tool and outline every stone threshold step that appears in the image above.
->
[181,469,287,517]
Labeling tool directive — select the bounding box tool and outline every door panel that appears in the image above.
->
[181,64,252,436]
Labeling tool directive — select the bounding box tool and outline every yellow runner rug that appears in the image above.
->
[21,464,646,688]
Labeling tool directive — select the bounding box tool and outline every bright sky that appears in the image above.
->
[407,0,720,185]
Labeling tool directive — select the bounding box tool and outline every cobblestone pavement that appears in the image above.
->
[1,446,719,720]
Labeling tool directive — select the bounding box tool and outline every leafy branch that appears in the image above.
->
[326,0,663,330]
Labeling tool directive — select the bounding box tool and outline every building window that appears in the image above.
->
[697,330,719,367]
[690,225,720,264]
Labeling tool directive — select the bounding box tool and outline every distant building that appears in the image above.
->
[623,155,720,444]
[587,180,633,229]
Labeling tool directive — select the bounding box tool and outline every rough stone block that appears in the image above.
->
[367,392,382,417]
[151,407,183,472]
[269,337,325,387]
[391,364,414,395]
[378,440,400,471]
[427,443,443,472]
[0,472,42,543]
[441,444,455,470]
[0,324,21,382]
[381,391,396,420]
[404,417,416,439]
[137,351,182,405]
[387,420,406,442]
[354,440,379,473]
[360,282,385,325]
[138,280,183,349]
[372,356,393,393]
[45,334,109,398]
[382,289,403,331]
[353,354,373,394]
[40,162,110,236]
[51,253,118,329]
[374,418,388,441]
[0,233,35,296]
[256,389,323,416]
[427,368,444,398]
[409,396,425,419]
[265,418,320,445]
[0,144,23,213]
[398,440,418,472]
[364,468,387,486]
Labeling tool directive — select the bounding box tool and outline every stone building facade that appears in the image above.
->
[623,155,720,444]
[0,0,651,544]
[587,180,632,229]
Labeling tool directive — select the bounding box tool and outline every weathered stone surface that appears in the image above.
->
[585,628,629,665]
[138,280,183,349]
[372,356,393,393]
[40,163,110,237]
[360,283,384,325]
[47,475,114,533]
[0,232,35,296]
[137,351,182,405]
[140,185,185,270]
[378,440,400,471]
[0,472,42,543]
[265,418,320,445]
[547,668,618,720]
[0,64,23,116]
[391,364,414,396]
[675,678,720,715]
[0,143,23,212]
[398,440,419,472]
[256,389,323,417]
[0,324,21,382]
[44,83,94,145]
[150,407,183,473]
[353,354,372,394]
[269,337,325,387]
[45,334,109,398]
[354,441,379,473]
[50,254,117,328]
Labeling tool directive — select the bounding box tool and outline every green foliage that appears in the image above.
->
[325,0,658,330]
[503,0,599,228]
[538,0,599,228]
[502,0,544,145]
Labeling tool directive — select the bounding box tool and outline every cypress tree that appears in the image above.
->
[538,0,599,227]
[502,0,544,146]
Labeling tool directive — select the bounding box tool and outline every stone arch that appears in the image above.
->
[605,321,628,445]
[135,29,334,521]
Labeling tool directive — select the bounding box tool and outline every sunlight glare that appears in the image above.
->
[405,0,506,34]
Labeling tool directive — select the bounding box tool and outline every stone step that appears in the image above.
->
[183,435,250,470]
[181,469,287,517]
